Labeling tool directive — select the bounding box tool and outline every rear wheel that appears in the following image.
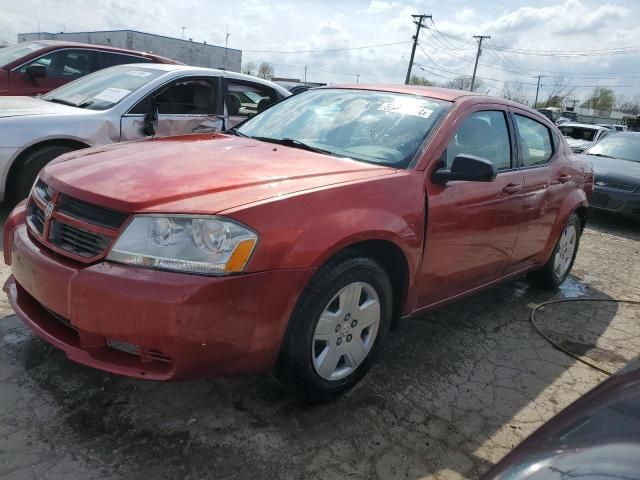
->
[275,256,393,401]
[9,145,74,202]
[527,213,581,289]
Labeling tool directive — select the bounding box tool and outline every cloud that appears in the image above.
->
[367,0,399,14]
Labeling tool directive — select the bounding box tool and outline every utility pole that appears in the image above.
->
[470,35,490,92]
[356,74,360,84]
[534,75,542,108]
[224,30,229,69]
[405,14,432,85]
[304,66,307,83]
[181,27,186,40]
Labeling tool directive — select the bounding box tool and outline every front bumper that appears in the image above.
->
[589,187,640,219]
[5,222,314,380]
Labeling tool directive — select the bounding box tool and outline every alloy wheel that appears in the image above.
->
[554,224,577,279]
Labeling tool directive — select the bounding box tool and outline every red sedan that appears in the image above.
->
[0,40,180,96]
[3,85,593,399]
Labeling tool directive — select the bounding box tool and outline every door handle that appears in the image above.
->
[192,125,217,133]
[557,174,572,184]
[502,183,522,194]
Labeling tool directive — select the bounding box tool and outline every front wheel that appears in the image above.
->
[274,256,393,401]
[10,145,75,202]
[527,213,581,289]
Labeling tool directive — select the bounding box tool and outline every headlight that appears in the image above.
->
[106,216,258,275]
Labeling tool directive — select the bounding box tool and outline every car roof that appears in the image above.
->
[315,84,550,119]
[25,40,179,63]
[321,84,477,101]
[113,63,291,96]
[558,122,607,130]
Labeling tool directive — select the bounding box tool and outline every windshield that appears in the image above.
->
[559,125,597,142]
[237,89,451,168]
[0,42,47,68]
[41,65,165,110]
[585,135,640,162]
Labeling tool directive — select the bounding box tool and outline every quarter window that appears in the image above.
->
[447,111,512,170]
[515,115,553,167]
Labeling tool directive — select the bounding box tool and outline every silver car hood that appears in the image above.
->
[565,137,593,150]
[0,96,79,118]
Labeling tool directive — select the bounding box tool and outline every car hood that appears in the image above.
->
[0,95,79,118]
[584,154,640,188]
[42,134,397,213]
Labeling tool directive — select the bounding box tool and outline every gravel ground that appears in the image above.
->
[0,209,638,480]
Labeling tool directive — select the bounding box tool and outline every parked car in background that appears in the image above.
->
[556,111,578,124]
[582,132,640,220]
[483,366,640,479]
[558,123,611,153]
[3,86,593,399]
[0,41,180,97]
[0,64,289,201]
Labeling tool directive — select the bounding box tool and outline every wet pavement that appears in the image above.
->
[0,209,638,480]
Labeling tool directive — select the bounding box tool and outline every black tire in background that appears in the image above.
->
[275,256,393,401]
[9,145,74,202]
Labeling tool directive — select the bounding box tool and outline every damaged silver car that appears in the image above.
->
[0,64,289,201]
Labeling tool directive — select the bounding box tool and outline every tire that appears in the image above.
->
[527,213,582,289]
[274,256,393,401]
[9,145,74,202]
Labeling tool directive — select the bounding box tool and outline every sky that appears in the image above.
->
[2,0,640,105]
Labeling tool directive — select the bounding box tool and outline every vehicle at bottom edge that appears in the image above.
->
[3,84,594,400]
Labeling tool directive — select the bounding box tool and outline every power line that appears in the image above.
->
[243,41,409,54]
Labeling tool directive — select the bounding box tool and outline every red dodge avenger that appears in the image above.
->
[3,85,593,399]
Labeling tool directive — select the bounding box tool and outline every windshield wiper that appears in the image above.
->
[226,127,249,137]
[251,136,334,155]
[587,153,615,158]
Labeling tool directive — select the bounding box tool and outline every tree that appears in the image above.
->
[444,76,487,93]
[257,62,274,80]
[581,87,616,112]
[615,94,640,115]
[501,80,528,105]
[542,77,576,108]
[242,62,257,76]
[409,75,434,86]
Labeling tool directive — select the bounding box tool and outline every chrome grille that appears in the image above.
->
[48,220,111,258]
[57,194,128,229]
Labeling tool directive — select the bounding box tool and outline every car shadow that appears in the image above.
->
[587,209,639,241]
[0,273,624,479]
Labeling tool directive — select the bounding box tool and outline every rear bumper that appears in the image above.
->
[589,187,640,219]
[5,223,314,380]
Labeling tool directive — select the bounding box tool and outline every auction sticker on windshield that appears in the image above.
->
[94,88,131,103]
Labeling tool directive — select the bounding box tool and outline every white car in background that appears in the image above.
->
[558,123,612,153]
[0,64,289,201]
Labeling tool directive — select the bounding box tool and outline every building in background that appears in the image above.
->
[18,30,241,71]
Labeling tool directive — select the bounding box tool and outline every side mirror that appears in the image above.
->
[432,154,497,184]
[143,103,158,137]
[25,65,47,78]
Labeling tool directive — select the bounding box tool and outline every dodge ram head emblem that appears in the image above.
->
[44,203,54,219]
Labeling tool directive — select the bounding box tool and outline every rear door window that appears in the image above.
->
[94,51,152,70]
[514,115,553,167]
